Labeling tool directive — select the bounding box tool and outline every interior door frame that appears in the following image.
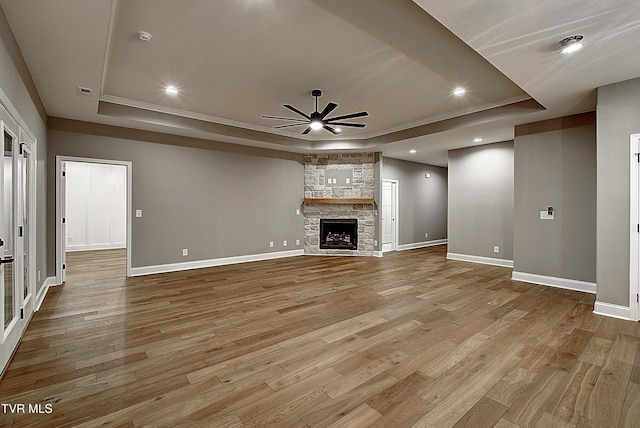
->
[382,179,399,252]
[0,90,38,375]
[18,129,36,316]
[629,133,640,322]
[56,156,133,282]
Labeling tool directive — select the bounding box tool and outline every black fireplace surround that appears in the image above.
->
[320,219,358,250]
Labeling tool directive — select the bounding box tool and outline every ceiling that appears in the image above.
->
[2,0,640,166]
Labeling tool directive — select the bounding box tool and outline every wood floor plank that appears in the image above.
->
[0,246,638,427]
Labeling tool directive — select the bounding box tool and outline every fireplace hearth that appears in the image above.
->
[320,219,358,250]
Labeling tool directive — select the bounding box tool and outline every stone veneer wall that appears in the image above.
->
[303,153,376,256]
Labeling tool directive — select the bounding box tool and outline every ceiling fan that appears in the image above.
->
[262,89,368,135]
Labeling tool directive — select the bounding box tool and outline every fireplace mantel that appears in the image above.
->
[303,198,374,205]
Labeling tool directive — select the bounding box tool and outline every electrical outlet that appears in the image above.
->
[296,239,300,246]
[283,240,287,247]
[296,209,300,216]
[425,232,428,239]
[182,248,188,256]
[67,236,73,243]
[269,241,274,248]
[493,246,500,254]
[37,271,41,282]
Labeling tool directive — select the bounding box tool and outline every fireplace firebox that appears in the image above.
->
[320,219,358,250]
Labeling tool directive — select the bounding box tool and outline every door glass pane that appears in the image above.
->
[22,148,29,299]
[3,131,14,328]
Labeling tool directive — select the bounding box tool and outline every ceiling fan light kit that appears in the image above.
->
[262,89,368,135]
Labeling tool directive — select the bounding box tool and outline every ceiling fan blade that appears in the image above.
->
[262,115,308,122]
[326,111,368,122]
[283,104,311,120]
[274,123,309,129]
[302,127,312,135]
[319,102,338,120]
[324,122,366,128]
[323,125,341,135]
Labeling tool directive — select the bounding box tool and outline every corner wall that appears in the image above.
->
[513,113,596,291]
[447,142,514,265]
[597,77,640,310]
[382,157,447,247]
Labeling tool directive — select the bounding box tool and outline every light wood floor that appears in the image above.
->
[1,246,639,427]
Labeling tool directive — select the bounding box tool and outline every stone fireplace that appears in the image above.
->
[303,153,377,256]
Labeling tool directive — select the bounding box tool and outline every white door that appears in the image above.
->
[382,180,398,252]
[1,121,21,372]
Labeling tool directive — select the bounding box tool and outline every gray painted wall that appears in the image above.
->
[382,157,447,245]
[47,121,305,272]
[513,113,596,283]
[448,142,514,261]
[597,77,640,307]
[0,7,48,291]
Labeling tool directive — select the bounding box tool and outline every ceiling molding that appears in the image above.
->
[48,116,306,162]
[98,97,545,152]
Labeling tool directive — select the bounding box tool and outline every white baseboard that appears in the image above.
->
[447,252,513,268]
[397,239,447,252]
[593,301,632,320]
[130,249,304,277]
[67,243,126,252]
[35,277,58,311]
[512,271,596,294]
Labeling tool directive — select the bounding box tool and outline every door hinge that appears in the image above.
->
[20,308,24,319]
[636,153,640,162]
[63,263,66,270]
[637,293,639,303]
[62,170,66,177]
[18,225,23,237]
[62,217,66,224]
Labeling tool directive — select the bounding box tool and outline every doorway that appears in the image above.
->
[56,157,132,282]
[381,180,398,252]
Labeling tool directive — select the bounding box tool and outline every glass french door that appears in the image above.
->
[1,117,34,373]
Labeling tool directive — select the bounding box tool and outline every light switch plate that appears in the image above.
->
[135,209,142,218]
[540,211,554,220]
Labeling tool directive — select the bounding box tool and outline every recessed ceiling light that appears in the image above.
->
[559,35,584,54]
[453,87,466,96]
[410,149,417,154]
[137,31,152,42]
[165,86,179,95]
[474,138,483,143]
